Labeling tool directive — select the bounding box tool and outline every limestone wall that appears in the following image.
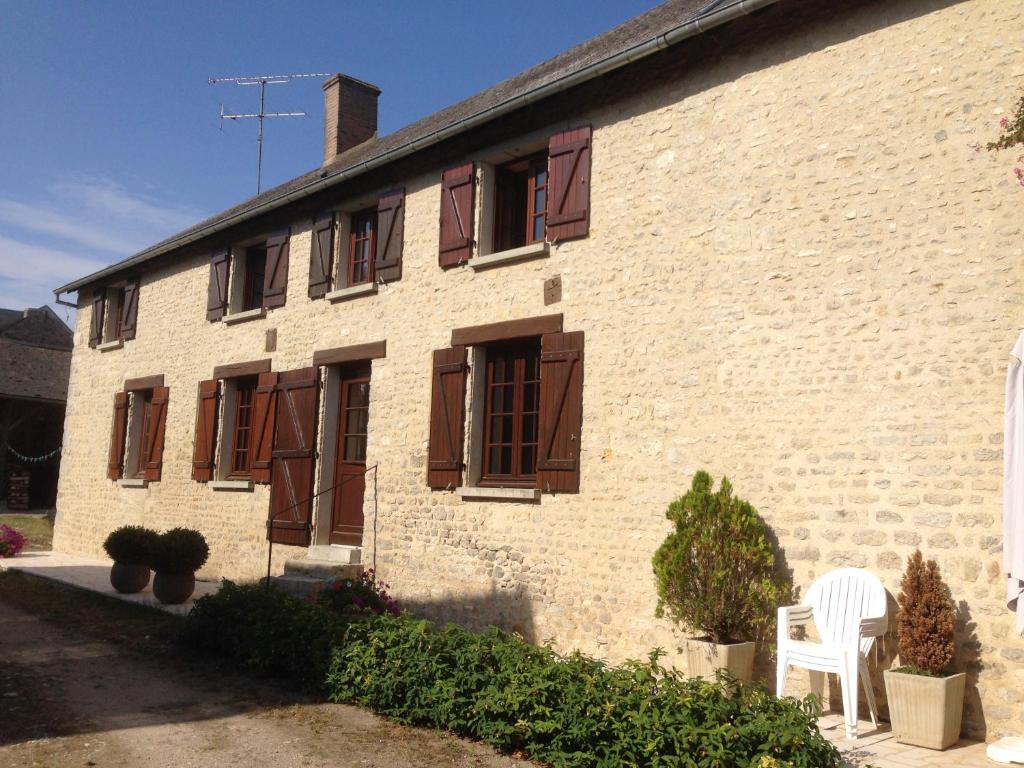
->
[54,0,1024,738]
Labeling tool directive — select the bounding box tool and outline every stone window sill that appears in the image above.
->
[327,282,377,303]
[209,479,254,492]
[470,241,549,271]
[117,478,147,488]
[222,307,266,325]
[97,339,124,352]
[456,486,541,501]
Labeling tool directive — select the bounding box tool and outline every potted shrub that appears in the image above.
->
[883,550,965,750]
[103,525,159,593]
[652,471,786,682]
[151,528,209,604]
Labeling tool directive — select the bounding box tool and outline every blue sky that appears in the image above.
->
[0,0,660,324]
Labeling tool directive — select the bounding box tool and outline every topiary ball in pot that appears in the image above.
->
[151,528,209,604]
[652,470,788,681]
[103,525,160,593]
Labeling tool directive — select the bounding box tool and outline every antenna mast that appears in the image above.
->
[210,72,330,193]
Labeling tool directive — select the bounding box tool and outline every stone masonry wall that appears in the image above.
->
[54,0,1024,738]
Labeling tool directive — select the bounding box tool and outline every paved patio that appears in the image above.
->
[0,549,219,615]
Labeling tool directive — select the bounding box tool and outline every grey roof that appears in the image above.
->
[0,307,72,402]
[55,0,727,295]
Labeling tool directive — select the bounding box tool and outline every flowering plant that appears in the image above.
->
[987,94,1024,189]
[319,568,400,616]
[0,524,27,558]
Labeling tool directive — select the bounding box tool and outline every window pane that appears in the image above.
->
[348,382,369,408]
[345,435,367,462]
[521,445,536,475]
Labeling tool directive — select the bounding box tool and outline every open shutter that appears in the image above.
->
[267,367,318,545]
[537,331,584,493]
[89,289,105,348]
[251,371,279,484]
[108,391,129,480]
[263,229,290,309]
[207,250,230,321]
[546,126,592,242]
[426,346,467,488]
[120,278,139,340]
[374,189,405,282]
[308,215,334,298]
[192,379,219,482]
[143,386,169,482]
[438,164,475,267]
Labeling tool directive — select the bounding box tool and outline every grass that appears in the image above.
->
[0,513,54,551]
[0,570,182,654]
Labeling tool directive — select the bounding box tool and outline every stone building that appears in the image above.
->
[52,0,1024,739]
[0,306,72,510]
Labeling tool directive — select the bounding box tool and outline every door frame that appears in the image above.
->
[312,361,372,549]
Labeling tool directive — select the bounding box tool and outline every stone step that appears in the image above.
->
[305,545,361,565]
[272,575,324,600]
[283,559,362,581]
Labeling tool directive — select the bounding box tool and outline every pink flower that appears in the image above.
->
[1001,117,1010,129]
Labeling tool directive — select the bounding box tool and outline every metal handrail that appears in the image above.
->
[264,463,378,589]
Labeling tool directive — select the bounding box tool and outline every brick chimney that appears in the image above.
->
[322,74,380,164]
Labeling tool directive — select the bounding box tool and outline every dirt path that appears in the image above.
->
[0,601,529,768]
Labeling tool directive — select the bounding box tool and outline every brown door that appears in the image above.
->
[267,367,319,546]
[330,365,370,545]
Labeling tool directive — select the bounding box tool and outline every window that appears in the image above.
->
[426,319,585,495]
[107,381,168,483]
[240,247,266,312]
[89,280,138,348]
[228,377,257,477]
[480,342,541,486]
[493,154,547,253]
[347,209,377,286]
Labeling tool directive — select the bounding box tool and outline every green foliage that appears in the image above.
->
[327,614,841,768]
[184,580,348,690]
[652,471,789,644]
[896,550,955,676]
[184,578,842,767]
[986,93,1024,189]
[102,525,159,566]
[150,528,209,574]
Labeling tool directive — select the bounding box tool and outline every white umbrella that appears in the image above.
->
[1005,331,1024,635]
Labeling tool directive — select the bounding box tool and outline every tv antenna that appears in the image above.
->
[210,72,331,193]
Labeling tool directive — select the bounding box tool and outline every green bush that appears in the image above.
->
[151,528,209,574]
[327,614,840,767]
[184,580,348,690]
[184,580,841,767]
[652,471,788,644]
[102,525,159,565]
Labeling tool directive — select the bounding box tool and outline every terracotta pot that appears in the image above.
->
[685,638,756,682]
[884,670,965,750]
[109,562,150,594]
[152,572,196,604]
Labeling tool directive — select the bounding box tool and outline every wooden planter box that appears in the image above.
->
[883,670,965,750]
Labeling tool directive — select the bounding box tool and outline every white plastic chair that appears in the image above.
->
[776,568,888,739]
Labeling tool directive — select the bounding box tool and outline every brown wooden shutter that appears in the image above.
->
[143,386,169,482]
[374,189,405,282]
[308,215,334,298]
[267,367,318,545]
[192,379,219,482]
[546,126,592,242]
[108,391,129,480]
[120,278,139,340]
[438,164,475,267]
[251,371,279,484]
[263,229,290,309]
[207,250,230,321]
[537,331,584,493]
[426,346,467,488]
[89,289,105,348]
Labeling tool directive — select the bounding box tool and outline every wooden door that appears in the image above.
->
[267,367,319,546]
[330,365,370,545]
